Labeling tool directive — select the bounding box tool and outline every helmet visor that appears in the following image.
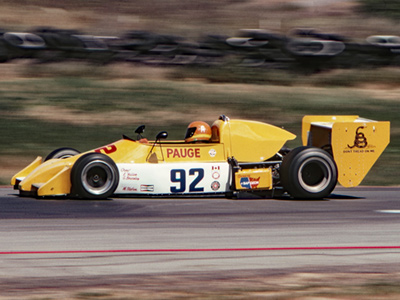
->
[185,127,196,139]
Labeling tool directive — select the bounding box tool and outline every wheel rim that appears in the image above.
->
[297,157,332,193]
[81,160,116,195]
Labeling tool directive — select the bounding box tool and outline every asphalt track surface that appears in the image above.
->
[1,186,400,278]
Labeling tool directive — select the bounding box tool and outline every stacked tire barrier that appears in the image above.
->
[1,27,400,70]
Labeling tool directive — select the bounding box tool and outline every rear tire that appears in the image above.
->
[45,147,80,161]
[70,153,119,199]
[280,146,337,199]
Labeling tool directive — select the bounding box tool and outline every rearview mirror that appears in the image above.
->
[135,125,145,139]
[156,131,168,140]
[135,124,145,134]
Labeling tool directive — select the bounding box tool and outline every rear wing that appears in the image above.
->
[302,115,390,187]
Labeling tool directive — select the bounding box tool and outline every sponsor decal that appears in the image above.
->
[239,177,260,189]
[209,149,216,157]
[140,185,154,192]
[343,126,376,154]
[166,148,200,159]
[121,168,140,180]
[122,186,137,192]
[124,173,139,180]
[348,126,367,149]
[211,165,220,179]
[211,181,220,191]
[212,171,220,179]
[121,168,140,181]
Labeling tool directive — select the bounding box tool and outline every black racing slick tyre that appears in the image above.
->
[45,147,80,161]
[70,153,119,199]
[280,146,337,199]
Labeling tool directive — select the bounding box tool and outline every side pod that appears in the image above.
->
[302,115,390,187]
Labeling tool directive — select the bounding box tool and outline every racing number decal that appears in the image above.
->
[171,169,185,193]
[170,168,204,193]
[189,168,204,192]
[94,144,117,154]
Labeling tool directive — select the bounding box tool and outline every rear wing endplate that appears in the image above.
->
[302,115,390,187]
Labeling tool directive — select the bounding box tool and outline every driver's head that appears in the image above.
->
[184,121,211,143]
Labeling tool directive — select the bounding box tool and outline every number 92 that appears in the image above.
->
[170,168,204,193]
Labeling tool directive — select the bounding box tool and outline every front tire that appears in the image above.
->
[280,146,337,199]
[70,153,119,199]
[45,147,80,161]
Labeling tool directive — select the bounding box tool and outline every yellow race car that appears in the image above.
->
[11,115,390,200]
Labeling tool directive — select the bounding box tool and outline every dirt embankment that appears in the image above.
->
[2,270,400,299]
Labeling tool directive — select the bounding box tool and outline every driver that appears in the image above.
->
[184,121,211,143]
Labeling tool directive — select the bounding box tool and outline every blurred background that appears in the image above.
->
[0,0,399,185]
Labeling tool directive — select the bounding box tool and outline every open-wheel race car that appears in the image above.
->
[12,115,390,200]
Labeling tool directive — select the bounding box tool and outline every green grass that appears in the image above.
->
[358,0,400,20]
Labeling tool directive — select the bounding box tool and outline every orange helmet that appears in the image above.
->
[184,121,211,142]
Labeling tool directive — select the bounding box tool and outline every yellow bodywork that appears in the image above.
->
[211,119,296,162]
[13,155,79,196]
[12,117,296,197]
[302,116,390,187]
